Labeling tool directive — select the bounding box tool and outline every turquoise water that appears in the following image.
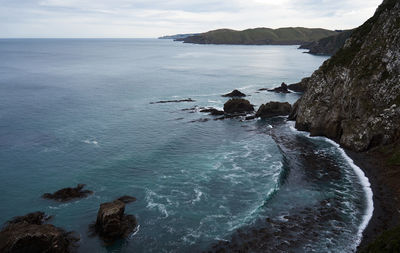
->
[0,39,368,252]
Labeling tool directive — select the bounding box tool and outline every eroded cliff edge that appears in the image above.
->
[290,0,400,152]
[289,0,400,250]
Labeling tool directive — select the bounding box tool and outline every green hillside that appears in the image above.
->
[176,27,339,45]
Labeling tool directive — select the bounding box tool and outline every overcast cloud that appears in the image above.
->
[0,0,382,38]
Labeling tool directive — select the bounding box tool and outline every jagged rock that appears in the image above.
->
[256,102,292,118]
[42,184,93,202]
[0,212,79,253]
[200,108,225,116]
[91,198,137,243]
[268,83,291,93]
[223,99,254,114]
[222,90,246,97]
[291,0,400,151]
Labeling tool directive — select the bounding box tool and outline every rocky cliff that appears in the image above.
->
[290,0,400,152]
[299,30,353,55]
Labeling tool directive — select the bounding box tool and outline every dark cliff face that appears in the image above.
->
[291,0,400,151]
[299,30,353,56]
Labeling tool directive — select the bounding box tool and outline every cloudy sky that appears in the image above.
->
[0,0,382,38]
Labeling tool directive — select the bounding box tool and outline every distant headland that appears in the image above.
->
[160,27,352,56]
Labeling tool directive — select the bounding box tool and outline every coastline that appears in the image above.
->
[346,150,400,251]
[289,119,400,250]
[287,121,374,250]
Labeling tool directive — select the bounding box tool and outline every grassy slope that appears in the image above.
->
[181,27,339,45]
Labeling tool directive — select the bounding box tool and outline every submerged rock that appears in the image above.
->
[117,195,137,204]
[91,197,137,243]
[223,99,254,114]
[200,107,225,116]
[222,89,246,97]
[0,212,79,253]
[256,102,292,118]
[150,98,195,104]
[268,82,291,93]
[42,184,93,202]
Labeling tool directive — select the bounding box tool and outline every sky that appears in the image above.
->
[0,0,383,38]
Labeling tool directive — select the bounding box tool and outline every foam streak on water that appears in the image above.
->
[288,120,374,249]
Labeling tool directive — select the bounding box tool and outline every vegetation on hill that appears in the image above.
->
[158,33,200,40]
[176,27,339,45]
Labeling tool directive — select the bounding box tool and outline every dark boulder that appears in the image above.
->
[91,198,137,243]
[268,82,291,93]
[0,212,79,253]
[200,108,225,116]
[222,90,246,97]
[42,184,93,202]
[223,99,254,114]
[256,102,292,118]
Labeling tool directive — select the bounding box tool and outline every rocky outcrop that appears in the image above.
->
[0,212,79,253]
[291,0,400,151]
[91,197,137,243]
[286,77,311,92]
[268,82,291,93]
[299,30,353,56]
[256,102,292,118]
[223,99,254,114]
[222,90,246,97]
[42,184,93,202]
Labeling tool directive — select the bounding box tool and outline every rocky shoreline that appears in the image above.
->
[347,150,400,250]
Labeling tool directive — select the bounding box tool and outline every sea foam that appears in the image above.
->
[287,120,374,249]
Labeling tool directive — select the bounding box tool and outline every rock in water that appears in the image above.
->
[268,82,291,93]
[0,212,79,253]
[223,99,254,114]
[5,211,50,225]
[199,108,225,116]
[256,102,292,118]
[42,184,93,202]
[291,0,400,151]
[222,89,246,97]
[92,198,137,243]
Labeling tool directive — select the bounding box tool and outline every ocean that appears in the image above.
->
[0,39,371,252]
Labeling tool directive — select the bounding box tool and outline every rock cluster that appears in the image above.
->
[0,212,79,253]
[42,184,93,202]
[268,83,291,93]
